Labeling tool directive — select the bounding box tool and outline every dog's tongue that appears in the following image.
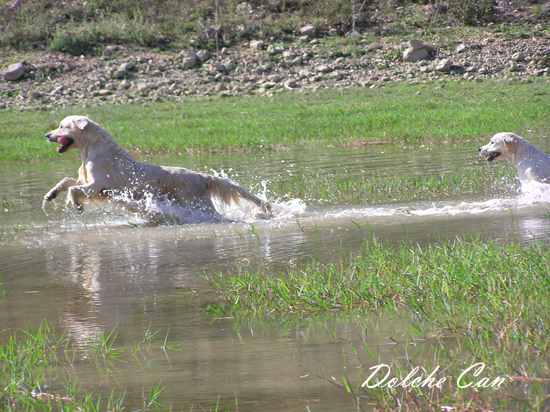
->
[57,136,70,146]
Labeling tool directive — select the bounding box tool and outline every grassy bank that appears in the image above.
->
[206,236,550,410]
[2,79,550,163]
[0,0,511,53]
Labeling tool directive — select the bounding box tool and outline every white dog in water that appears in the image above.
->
[43,115,273,223]
[479,132,550,183]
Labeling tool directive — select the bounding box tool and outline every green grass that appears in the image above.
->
[206,236,550,315]
[2,79,550,163]
[0,321,231,411]
[206,236,550,410]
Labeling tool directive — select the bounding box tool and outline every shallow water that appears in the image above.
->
[2,141,550,410]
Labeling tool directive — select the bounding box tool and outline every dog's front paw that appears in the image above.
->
[44,190,58,201]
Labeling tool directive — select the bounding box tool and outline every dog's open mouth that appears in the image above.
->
[57,136,74,153]
[485,152,500,162]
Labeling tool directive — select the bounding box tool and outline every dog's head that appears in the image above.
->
[45,116,92,153]
[478,132,519,163]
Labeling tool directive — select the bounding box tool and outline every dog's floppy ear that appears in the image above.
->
[73,117,89,130]
[503,135,518,153]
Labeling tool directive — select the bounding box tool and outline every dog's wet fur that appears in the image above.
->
[44,116,273,223]
[479,132,550,183]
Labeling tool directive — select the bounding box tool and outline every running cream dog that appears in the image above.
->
[43,115,272,222]
[479,132,550,183]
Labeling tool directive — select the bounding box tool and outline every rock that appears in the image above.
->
[403,40,435,63]
[512,52,525,62]
[262,81,277,89]
[112,70,125,79]
[98,89,111,96]
[298,35,310,42]
[284,79,298,88]
[298,69,314,80]
[169,83,181,93]
[282,51,295,59]
[409,39,425,51]
[215,83,228,92]
[158,86,172,95]
[403,48,429,63]
[315,64,332,73]
[509,61,520,71]
[118,79,131,90]
[102,45,119,58]
[120,63,134,71]
[102,48,114,58]
[3,62,25,81]
[328,28,338,36]
[237,2,257,14]
[250,40,265,50]
[137,56,149,63]
[435,58,452,72]
[300,25,317,39]
[209,62,226,72]
[267,45,283,54]
[196,50,212,62]
[456,44,468,53]
[329,71,344,80]
[137,83,150,93]
[268,74,282,82]
[222,60,234,72]
[182,56,197,69]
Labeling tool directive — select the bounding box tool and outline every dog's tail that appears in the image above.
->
[205,176,273,219]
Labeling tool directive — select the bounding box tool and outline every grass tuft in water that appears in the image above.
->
[265,167,518,206]
[0,321,228,411]
[206,237,550,409]
[86,325,126,361]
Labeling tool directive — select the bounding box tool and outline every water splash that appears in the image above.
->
[331,180,550,219]
[93,186,308,225]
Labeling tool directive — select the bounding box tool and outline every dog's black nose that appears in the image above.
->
[45,132,51,138]
[478,147,481,151]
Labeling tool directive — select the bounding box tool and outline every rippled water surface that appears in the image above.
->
[2,141,550,410]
